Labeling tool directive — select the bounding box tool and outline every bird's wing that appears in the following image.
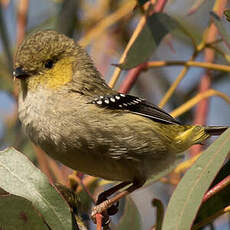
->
[89,93,180,125]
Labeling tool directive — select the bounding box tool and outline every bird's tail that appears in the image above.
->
[180,125,229,147]
[171,125,228,154]
[204,126,229,136]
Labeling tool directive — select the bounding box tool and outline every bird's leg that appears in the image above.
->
[91,180,143,224]
[96,181,131,204]
[96,181,131,217]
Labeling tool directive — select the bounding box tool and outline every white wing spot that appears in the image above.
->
[97,100,103,105]
[104,99,110,104]
[120,93,125,97]
[110,98,115,102]
[115,96,120,100]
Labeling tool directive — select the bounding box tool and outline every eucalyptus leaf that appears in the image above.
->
[0,147,72,230]
[118,13,179,70]
[194,159,230,228]
[162,128,230,230]
[210,11,230,50]
[115,197,142,230]
[0,194,49,230]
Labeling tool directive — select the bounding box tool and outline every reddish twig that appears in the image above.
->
[48,160,70,186]
[154,0,168,12]
[190,0,228,156]
[33,145,54,184]
[16,0,29,46]
[96,213,103,230]
[119,63,148,93]
[203,175,230,203]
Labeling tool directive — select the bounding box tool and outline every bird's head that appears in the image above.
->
[13,30,100,92]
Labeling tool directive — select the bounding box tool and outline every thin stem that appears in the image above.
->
[79,0,136,47]
[33,145,54,184]
[147,60,230,72]
[152,199,164,230]
[119,63,148,93]
[192,205,230,230]
[109,16,146,88]
[191,0,228,156]
[48,159,68,185]
[170,89,230,118]
[16,0,29,46]
[203,175,230,203]
[96,214,102,230]
[158,49,198,108]
[0,3,13,72]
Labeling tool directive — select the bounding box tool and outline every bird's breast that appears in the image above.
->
[18,88,177,182]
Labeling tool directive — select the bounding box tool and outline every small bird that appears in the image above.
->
[13,30,228,221]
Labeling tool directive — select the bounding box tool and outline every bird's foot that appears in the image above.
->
[91,199,119,226]
[91,200,110,226]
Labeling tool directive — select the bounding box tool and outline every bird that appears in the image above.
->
[13,30,228,222]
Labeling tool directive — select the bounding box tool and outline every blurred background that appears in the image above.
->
[0,0,230,229]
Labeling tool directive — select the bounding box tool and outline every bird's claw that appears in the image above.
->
[91,200,111,226]
[91,200,110,219]
[92,195,120,225]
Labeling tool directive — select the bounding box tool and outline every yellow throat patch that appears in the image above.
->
[23,56,74,91]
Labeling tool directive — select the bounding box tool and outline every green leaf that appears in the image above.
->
[210,11,230,50]
[115,197,142,230]
[0,194,49,230]
[162,128,230,230]
[118,13,179,70]
[194,159,230,227]
[0,147,72,230]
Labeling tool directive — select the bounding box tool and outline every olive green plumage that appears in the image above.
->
[14,30,228,186]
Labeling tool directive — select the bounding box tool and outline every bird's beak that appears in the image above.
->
[13,67,28,80]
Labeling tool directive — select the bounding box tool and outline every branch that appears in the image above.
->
[147,60,230,73]
[192,205,230,230]
[170,89,230,118]
[79,0,136,47]
[16,0,29,46]
[96,214,103,230]
[191,0,228,156]
[203,175,230,203]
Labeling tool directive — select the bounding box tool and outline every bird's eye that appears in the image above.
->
[44,59,54,69]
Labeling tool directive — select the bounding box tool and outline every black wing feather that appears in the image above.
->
[90,93,180,125]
